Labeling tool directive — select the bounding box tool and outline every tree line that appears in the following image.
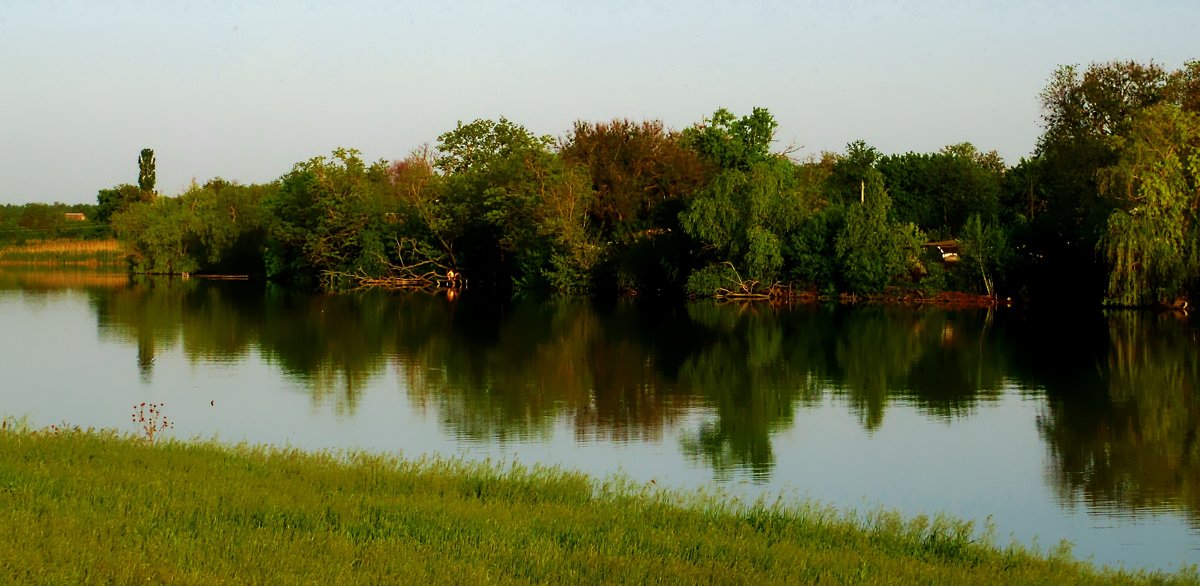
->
[96,60,1200,306]
[0,203,106,245]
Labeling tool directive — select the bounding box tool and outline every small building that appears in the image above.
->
[64,212,87,221]
[923,240,960,263]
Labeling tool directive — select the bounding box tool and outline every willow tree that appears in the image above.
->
[1099,104,1200,306]
[678,108,811,295]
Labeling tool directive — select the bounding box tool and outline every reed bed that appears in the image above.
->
[0,424,1194,585]
[0,238,124,266]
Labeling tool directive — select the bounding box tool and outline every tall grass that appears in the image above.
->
[0,427,1194,584]
[0,238,124,266]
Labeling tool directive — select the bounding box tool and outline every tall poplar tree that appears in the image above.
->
[138,148,156,193]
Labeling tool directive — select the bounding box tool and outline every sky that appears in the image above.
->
[1,0,1197,204]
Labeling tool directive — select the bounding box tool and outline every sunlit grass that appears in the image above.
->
[0,238,124,265]
[0,426,1194,585]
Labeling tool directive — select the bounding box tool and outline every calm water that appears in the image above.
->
[2,268,1198,572]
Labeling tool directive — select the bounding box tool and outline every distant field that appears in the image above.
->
[0,425,1194,585]
[0,238,124,266]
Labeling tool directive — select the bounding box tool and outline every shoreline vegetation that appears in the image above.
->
[1,423,1196,584]
[0,238,124,267]
[5,59,1184,308]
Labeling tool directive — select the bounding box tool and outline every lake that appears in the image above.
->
[1,268,1197,572]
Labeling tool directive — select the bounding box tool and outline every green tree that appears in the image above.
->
[1098,104,1200,306]
[682,107,777,171]
[679,108,816,295]
[1029,61,1182,300]
[110,179,271,275]
[778,155,841,291]
[826,140,881,207]
[186,179,272,275]
[435,118,600,293]
[834,172,924,294]
[877,143,1004,235]
[111,196,201,274]
[263,148,395,288]
[782,205,842,291]
[95,183,148,224]
[958,214,1011,297]
[138,148,156,194]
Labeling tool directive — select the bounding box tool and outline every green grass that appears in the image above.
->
[0,424,1195,585]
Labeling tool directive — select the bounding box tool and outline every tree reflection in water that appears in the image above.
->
[87,279,1199,521]
[1034,311,1200,526]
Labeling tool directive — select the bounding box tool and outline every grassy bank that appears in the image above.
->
[0,426,1194,585]
[0,238,124,266]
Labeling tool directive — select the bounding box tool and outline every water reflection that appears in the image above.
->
[66,277,1200,523]
[1034,312,1200,527]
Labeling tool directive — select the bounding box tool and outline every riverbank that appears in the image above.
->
[1,426,1193,584]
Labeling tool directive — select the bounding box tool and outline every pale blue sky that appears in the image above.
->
[2,0,1196,204]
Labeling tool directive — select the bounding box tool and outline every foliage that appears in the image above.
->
[683,263,741,297]
[834,172,924,294]
[95,183,147,224]
[782,205,842,291]
[263,148,394,288]
[680,157,804,289]
[0,202,107,245]
[825,140,881,207]
[561,119,706,239]
[111,196,202,274]
[958,214,1012,296]
[384,148,455,267]
[680,108,818,295]
[877,143,1004,234]
[680,107,777,171]
[561,119,707,294]
[1026,61,1187,301]
[1098,104,1200,305]
[113,179,271,275]
[138,148,156,194]
[69,65,1200,304]
[435,119,600,294]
